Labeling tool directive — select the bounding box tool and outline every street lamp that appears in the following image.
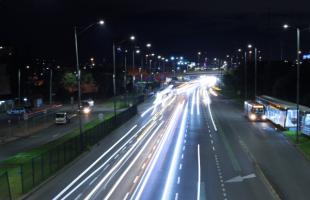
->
[283,23,303,143]
[247,44,258,98]
[74,19,104,151]
[146,43,151,48]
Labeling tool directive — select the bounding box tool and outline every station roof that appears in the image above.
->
[257,95,310,112]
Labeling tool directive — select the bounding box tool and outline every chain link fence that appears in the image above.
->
[0,104,138,199]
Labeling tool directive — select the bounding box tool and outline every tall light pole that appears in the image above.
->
[112,43,117,119]
[254,47,258,98]
[49,68,53,104]
[74,20,104,151]
[283,24,302,143]
[244,51,248,100]
[18,68,21,105]
[130,35,136,91]
[197,52,201,67]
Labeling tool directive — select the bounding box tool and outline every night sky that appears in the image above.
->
[1,0,310,66]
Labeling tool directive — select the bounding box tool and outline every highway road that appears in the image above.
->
[0,104,121,161]
[25,77,310,200]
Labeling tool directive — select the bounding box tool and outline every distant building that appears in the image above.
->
[0,45,13,97]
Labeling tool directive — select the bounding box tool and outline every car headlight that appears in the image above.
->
[262,115,267,120]
[250,114,257,121]
[83,107,90,114]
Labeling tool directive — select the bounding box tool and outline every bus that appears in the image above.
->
[244,101,266,121]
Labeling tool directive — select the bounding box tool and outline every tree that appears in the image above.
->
[62,72,77,93]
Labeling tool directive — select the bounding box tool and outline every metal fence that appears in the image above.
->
[0,171,11,200]
[0,105,138,200]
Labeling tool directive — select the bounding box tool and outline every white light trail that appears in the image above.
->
[205,91,217,131]
[132,103,183,200]
[84,120,158,200]
[196,88,200,115]
[53,124,138,200]
[141,105,155,117]
[103,122,164,200]
[191,89,196,115]
[162,102,188,200]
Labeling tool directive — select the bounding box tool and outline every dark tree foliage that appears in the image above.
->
[223,60,310,106]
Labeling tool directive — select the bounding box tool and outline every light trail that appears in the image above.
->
[162,102,188,200]
[197,144,201,200]
[205,90,218,131]
[191,89,196,115]
[196,87,200,115]
[84,120,158,200]
[104,122,165,200]
[141,105,155,117]
[131,103,184,200]
[52,124,138,200]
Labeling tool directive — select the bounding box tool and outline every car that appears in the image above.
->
[55,112,71,124]
[7,107,27,115]
[81,101,92,114]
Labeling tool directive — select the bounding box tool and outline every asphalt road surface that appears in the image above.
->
[25,80,310,200]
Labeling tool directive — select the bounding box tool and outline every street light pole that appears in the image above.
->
[254,48,257,98]
[244,51,248,100]
[296,27,300,143]
[132,50,135,91]
[74,26,83,151]
[18,68,21,105]
[49,68,53,104]
[113,43,117,119]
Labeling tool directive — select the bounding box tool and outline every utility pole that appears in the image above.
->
[244,52,248,100]
[296,28,300,143]
[254,48,257,98]
[113,43,117,119]
[74,26,83,151]
[49,68,53,104]
[18,68,21,105]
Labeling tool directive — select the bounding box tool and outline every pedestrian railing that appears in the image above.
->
[0,104,138,200]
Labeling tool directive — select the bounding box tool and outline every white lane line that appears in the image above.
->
[181,154,184,159]
[175,193,179,200]
[133,176,139,184]
[205,91,218,131]
[102,122,165,200]
[114,154,119,160]
[124,192,130,200]
[52,124,138,200]
[197,144,201,200]
[177,176,181,184]
[179,164,183,170]
[103,164,110,171]
[88,177,98,186]
[183,146,186,151]
[211,140,214,144]
[212,146,216,151]
[73,193,82,200]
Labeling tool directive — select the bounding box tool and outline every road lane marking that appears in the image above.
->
[133,176,139,184]
[124,192,130,200]
[179,164,182,170]
[197,144,201,200]
[177,176,180,184]
[74,194,82,200]
[175,193,179,200]
[102,121,166,200]
[88,177,98,186]
[52,124,138,200]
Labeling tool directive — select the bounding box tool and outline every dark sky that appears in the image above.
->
[1,0,310,66]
